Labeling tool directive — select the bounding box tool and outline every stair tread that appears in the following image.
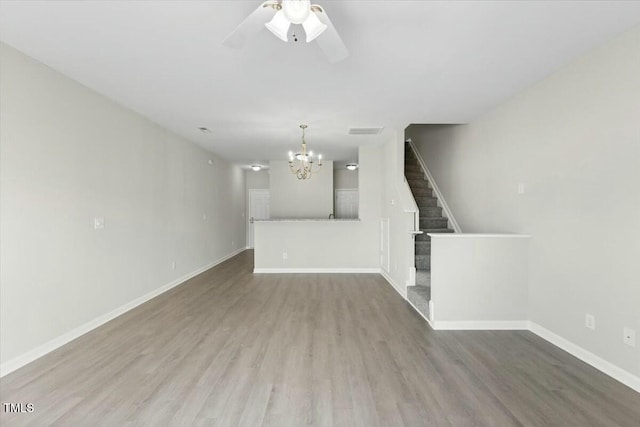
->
[416,270,431,286]
[407,286,431,319]
[407,286,430,298]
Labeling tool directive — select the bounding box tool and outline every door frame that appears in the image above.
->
[247,189,270,248]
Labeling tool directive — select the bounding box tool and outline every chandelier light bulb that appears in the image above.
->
[287,124,322,180]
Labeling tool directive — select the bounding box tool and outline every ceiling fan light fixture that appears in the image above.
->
[265,10,290,42]
[346,163,359,171]
[282,0,311,24]
[302,12,327,42]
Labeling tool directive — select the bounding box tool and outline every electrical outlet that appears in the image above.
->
[585,314,595,330]
[94,217,105,229]
[231,240,235,248]
[202,213,207,220]
[282,252,288,260]
[171,261,176,270]
[623,328,636,347]
[517,183,525,194]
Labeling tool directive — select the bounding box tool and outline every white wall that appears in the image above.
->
[245,169,270,190]
[380,128,419,294]
[269,160,333,218]
[254,145,382,271]
[408,27,640,377]
[334,168,358,189]
[253,220,378,271]
[0,43,246,370]
[430,234,530,327]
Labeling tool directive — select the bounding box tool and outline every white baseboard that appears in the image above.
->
[529,322,640,393]
[0,247,247,378]
[381,272,435,328]
[253,267,380,274]
[432,320,529,330]
[405,293,434,329]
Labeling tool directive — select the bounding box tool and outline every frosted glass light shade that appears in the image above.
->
[302,12,327,42]
[282,0,311,24]
[265,10,290,42]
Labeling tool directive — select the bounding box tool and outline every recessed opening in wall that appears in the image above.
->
[333,160,359,219]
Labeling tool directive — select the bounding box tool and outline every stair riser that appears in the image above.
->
[416,256,430,269]
[407,289,430,319]
[416,271,431,287]
[405,172,425,180]
[408,179,429,188]
[415,245,431,255]
[415,244,431,255]
[420,218,448,229]
[405,165,422,173]
[420,207,442,216]
[411,188,433,197]
[415,197,438,207]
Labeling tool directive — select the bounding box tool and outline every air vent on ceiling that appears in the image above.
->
[348,127,384,135]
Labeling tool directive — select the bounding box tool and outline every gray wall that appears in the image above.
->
[408,27,640,377]
[269,160,333,218]
[334,168,358,189]
[0,43,246,366]
[245,169,270,190]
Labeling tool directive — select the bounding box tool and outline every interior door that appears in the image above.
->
[249,189,270,248]
[334,189,359,219]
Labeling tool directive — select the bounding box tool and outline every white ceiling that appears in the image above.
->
[1,1,639,167]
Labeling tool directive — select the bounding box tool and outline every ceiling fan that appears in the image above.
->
[222,0,349,63]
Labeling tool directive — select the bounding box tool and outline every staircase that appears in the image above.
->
[404,142,454,320]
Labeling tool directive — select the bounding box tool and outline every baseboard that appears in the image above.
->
[431,320,529,330]
[404,292,434,328]
[380,269,406,298]
[0,248,247,378]
[253,268,380,274]
[381,272,435,327]
[529,322,640,393]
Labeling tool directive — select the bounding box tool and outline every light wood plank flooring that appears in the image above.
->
[1,250,639,426]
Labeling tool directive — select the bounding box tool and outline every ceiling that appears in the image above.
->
[1,1,639,168]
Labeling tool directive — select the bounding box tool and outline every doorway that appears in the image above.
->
[334,189,358,219]
[248,189,270,248]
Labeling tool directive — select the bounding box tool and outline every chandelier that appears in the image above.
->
[288,124,322,180]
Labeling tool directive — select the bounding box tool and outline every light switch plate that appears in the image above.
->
[94,217,105,229]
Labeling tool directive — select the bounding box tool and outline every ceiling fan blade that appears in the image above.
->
[222,1,279,49]
[313,7,349,63]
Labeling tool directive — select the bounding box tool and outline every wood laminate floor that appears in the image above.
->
[1,250,638,426]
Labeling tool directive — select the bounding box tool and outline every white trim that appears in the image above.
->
[0,247,248,378]
[431,321,530,330]
[405,294,434,328]
[427,233,531,239]
[247,188,270,248]
[529,322,640,393]
[380,269,406,298]
[380,271,433,328]
[253,267,380,274]
[407,139,462,233]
